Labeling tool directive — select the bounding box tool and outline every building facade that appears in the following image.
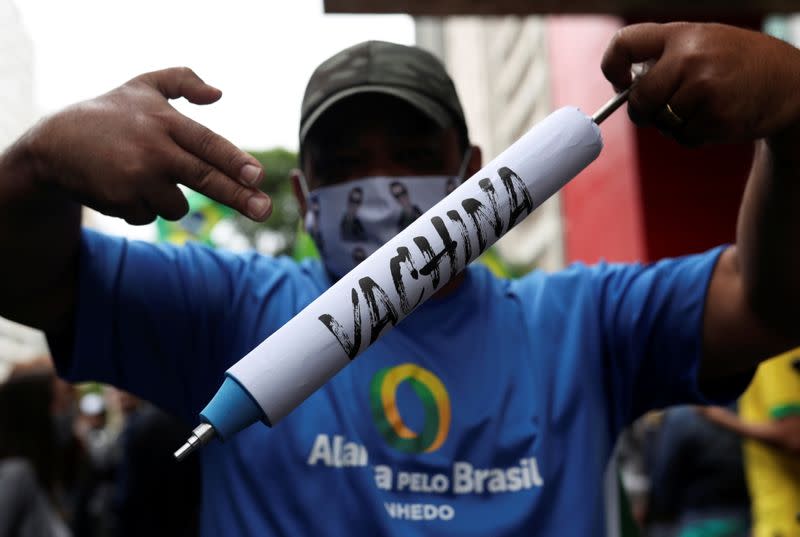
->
[416,16,565,271]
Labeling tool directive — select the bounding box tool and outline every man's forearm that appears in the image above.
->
[737,131,800,341]
[700,139,800,380]
[702,407,800,454]
[0,133,81,331]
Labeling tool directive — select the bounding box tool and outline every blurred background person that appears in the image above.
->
[73,390,120,537]
[112,389,201,537]
[615,415,658,531]
[0,362,72,537]
[0,459,70,537]
[0,314,200,537]
[644,405,750,537]
[699,349,800,537]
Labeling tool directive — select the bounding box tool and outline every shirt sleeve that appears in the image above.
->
[51,229,305,423]
[591,246,739,429]
[751,350,800,420]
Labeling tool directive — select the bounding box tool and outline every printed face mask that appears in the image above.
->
[304,175,463,278]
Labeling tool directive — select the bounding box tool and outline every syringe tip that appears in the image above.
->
[173,441,196,461]
[174,423,216,462]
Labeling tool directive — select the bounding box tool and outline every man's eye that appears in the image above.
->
[316,156,359,179]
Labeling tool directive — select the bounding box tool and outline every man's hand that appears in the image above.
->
[24,67,271,225]
[602,22,800,145]
[0,67,272,330]
[599,23,800,383]
[698,405,800,454]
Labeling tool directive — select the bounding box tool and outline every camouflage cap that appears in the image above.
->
[299,40,469,148]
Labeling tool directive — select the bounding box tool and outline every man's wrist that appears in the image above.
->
[3,120,55,189]
[18,119,55,188]
[766,120,800,167]
[0,121,79,216]
[766,57,800,163]
[0,135,40,195]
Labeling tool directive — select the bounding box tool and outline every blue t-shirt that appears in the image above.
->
[56,229,727,536]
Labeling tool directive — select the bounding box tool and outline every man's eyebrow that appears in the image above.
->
[313,144,356,155]
[389,132,442,143]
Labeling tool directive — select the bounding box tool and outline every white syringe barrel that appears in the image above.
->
[226,106,602,424]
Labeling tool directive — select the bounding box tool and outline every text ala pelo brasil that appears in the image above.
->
[307,433,544,495]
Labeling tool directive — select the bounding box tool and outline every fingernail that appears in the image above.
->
[247,195,270,219]
[240,164,262,186]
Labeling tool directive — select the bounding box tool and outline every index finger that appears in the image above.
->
[602,23,667,90]
[169,114,265,189]
[169,149,272,221]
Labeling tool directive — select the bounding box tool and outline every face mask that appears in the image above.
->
[302,151,471,279]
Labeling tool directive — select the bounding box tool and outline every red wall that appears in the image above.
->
[636,129,751,260]
[548,16,646,263]
[548,16,755,264]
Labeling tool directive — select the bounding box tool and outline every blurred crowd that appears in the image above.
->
[619,349,800,537]
[0,357,201,537]
[2,350,799,537]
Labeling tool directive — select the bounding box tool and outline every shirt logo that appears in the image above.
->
[369,363,451,453]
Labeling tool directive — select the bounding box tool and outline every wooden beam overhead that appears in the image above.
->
[324,0,795,16]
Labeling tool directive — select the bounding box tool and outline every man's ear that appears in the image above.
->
[290,169,308,218]
[466,145,483,177]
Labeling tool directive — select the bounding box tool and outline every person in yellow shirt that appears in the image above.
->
[699,350,800,537]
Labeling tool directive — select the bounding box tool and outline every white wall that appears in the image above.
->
[0,0,34,150]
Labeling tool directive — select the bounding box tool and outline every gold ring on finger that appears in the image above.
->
[660,103,685,130]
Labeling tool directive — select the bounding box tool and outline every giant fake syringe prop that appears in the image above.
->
[174,90,630,461]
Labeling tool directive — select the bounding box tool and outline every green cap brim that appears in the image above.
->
[299,84,453,146]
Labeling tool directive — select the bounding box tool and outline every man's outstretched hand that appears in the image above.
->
[601,22,800,146]
[24,67,271,225]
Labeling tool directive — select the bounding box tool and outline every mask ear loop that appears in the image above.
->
[296,171,311,201]
[296,171,317,239]
[454,146,473,186]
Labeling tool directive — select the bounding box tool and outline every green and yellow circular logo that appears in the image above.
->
[369,364,451,454]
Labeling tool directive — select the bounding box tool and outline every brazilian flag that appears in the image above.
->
[292,227,321,261]
[475,247,519,279]
[157,191,232,246]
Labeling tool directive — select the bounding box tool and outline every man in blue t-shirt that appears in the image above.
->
[2,22,800,536]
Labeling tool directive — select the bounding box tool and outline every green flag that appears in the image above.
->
[157,191,233,246]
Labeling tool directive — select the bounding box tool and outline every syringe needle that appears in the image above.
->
[174,423,216,462]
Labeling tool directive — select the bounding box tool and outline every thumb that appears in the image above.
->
[135,66,222,105]
[602,23,667,91]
